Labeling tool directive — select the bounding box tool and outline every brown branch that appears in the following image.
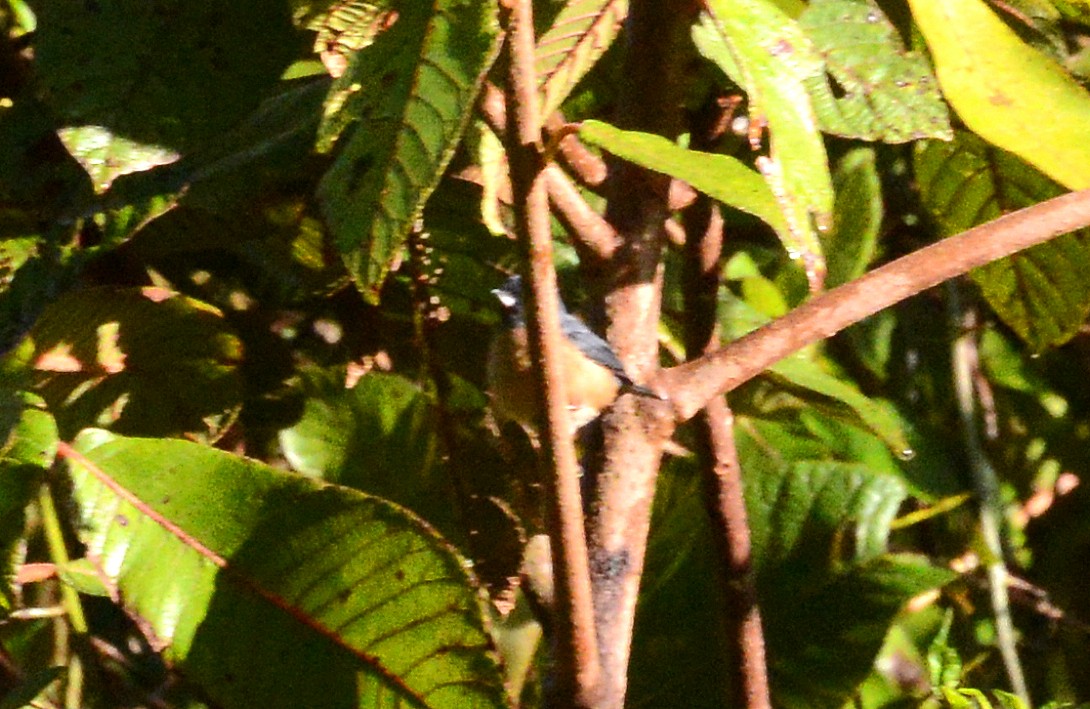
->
[682,176,770,708]
[585,2,695,707]
[545,163,618,261]
[502,2,601,705]
[661,188,1090,421]
[545,112,608,187]
[480,82,618,262]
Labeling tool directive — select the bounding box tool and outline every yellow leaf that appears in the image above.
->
[910,0,1090,189]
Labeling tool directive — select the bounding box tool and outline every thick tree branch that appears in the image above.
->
[502,2,600,705]
[585,2,694,707]
[662,188,1090,421]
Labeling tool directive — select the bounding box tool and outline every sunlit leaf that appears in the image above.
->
[535,0,627,122]
[910,0,1090,189]
[0,389,55,612]
[303,0,398,78]
[916,131,1090,350]
[317,0,500,301]
[64,430,507,709]
[56,125,180,194]
[799,0,952,143]
[579,119,788,235]
[697,3,832,288]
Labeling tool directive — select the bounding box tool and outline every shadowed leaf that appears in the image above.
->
[29,0,297,152]
[739,440,955,708]
[916,131,1090,350]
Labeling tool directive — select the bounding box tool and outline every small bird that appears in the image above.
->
[487,274,659,430]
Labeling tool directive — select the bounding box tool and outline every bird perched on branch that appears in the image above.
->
[487,274,660,430]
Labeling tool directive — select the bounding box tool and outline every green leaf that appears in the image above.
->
[697,3,833,286]
[279,370,454,532]
[799,0,952,143]
[916,131,1090,350]
[745,458,908,574]
[0,389,55,612]
[302,0,398,77]
[823,146,882,287]
[29,0,298,152]
[317,0,500,301]
[65,430,507,709]
[578,119,788,236]
[909,0,1090,190]
[0,390,57,470]
[739,437,955,708]
[180,77,332,213]
[718,287,911,453]
[56,126,180,194]
[927,609,962,690]
[22,287,243,439]
[762,358,910,455]
[535,0,627,122]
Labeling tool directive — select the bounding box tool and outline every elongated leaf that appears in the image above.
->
[64,430,507,709]
[717,285,910,453]
[579,119,788,235]
[535,0,627,122]
[765,357,910,455]
[698,3,832,287]
[799,0,951,143]
[317,0,500,301]
[916,131,1090,350]
[30,0,297,152]
[823,147,882,287]
[22,287,242,439]
[910,0,1090,189]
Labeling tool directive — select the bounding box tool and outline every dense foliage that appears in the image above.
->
[3,0,1090,707]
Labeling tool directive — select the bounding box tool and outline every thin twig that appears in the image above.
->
[480,82,618,262]
[38,485,86,709]
[948,287,1030,705]
[663,188,1090,420]
[503,1,601,704]
[545,112,608,187]
[545,163,618,260]
[682,158,770,708]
